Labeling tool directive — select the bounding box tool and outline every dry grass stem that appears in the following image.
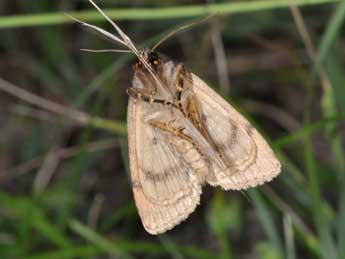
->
[289,0,331,91]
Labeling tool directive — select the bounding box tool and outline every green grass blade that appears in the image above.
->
[73,55,131,109]
[314,3,345,256]
[311,1,345,88]
[304,131,338,259]
[87,116,127,135]
[272,116,340,148]
[70,220,214,258]
[30,209,71,248]
[25,245,104,259]
[207,190,235,259]
[283,214,296,259]
[250,189,284,259]
[99,203,136,232]
[115,239,215,259]
[0,192,71,251]
[26,241,215,259]
[338,192,345,258]
[158,235,185,259]
[69,220,131,258]
[0,0,340,29]
[315,2,345,117]
[322,76,345,258]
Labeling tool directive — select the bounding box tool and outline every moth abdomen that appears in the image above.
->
[175,139,208,183]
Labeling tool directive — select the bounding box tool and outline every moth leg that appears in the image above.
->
[149,120,192,143]
[127,87,180,110]
[171,64,205,132]
[172,63,186,109]
[168,62,209,137]
[185,94,204,133]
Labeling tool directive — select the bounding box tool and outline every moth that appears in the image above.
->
[79,0,281,234]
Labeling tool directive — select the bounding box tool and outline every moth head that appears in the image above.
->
[134,49,161,68]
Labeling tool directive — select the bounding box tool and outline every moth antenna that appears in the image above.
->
[68,1,169,96]
[87,0,139,54]
[65,12,127,47]
[152,14,214,51]
[86,0,170,95]
[81,48,133,53]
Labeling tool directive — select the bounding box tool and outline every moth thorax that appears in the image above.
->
[175,139,208,183]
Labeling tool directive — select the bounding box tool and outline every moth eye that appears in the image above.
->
[148,51,159,64]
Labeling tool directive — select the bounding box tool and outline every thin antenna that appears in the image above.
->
[152,15,214,51]
[65,13,127,47]
[87,0,168,93]
[81,48,133,53]
[87,0,139,56]
[67,0,169,95]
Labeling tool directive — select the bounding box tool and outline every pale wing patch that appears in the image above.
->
[191,74,281,190]
[128,99,201,234]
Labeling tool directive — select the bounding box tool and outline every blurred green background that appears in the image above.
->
[0,0,344,258]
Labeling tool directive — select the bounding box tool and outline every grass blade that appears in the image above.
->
[250,189,284,259]
[69,220,131,258]
[0,0,340,29]
[25,245,105,259]
[283,214,296,259]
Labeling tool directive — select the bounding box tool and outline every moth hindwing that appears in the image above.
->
[83,0,281,235]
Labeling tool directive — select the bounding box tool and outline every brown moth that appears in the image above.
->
[81,0,281,235]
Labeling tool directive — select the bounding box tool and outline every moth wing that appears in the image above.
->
[127,99,201,234]
[191,74,281,190]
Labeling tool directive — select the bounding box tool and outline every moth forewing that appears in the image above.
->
[127,97,202,234]
[190,74,281,189]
